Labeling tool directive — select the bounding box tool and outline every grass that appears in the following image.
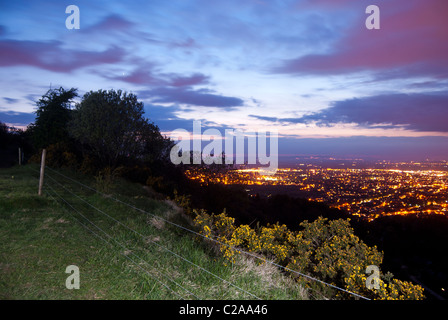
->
[0,165,308,300]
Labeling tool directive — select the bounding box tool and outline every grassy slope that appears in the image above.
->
[0,165,306,300]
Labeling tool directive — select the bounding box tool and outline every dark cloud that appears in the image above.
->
[24,93,41,104]
[408,80,448,90]
[249,114,312,125]
[168,37,198,49]
[0,25,6,37]
[143,103,235,132]
[250,92,448,133]
[143,103,191,131]
[88,14,134,32]
[278,136,448,162]
[167,73,210,87]
[0,111,35,126]
[0,39,125,73]
[109,68,210,88]
[108,65,233,108]
[249,114,279,122]
[293,92,448,132]
[147,87,244,108]
[143,103,179,120]
[3,97,19,104]
[108,69,163,86]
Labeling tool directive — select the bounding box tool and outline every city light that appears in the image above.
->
[185,163,448,221]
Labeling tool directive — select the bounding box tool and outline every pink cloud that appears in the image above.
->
[167,73,210,87]
[117,70,163,86]
[274,0,448,79]
[92,14,134,31]
[0,39,125,73]
[105,60,210,88]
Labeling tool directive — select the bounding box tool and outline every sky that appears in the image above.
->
[1,0,447,163]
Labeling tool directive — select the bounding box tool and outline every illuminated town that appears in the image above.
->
[185,161,448,221]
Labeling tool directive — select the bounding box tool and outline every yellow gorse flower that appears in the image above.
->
[193,209,425,300]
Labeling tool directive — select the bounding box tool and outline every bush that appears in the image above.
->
[79,154,97,175]
[29,143,79,169]
[172,189,193,216]
[193,210,425,300]
[94,166,123,193]
[345,266,425,300]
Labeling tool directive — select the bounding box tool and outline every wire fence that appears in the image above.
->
[44,183,197,300]
[29,165,370,300]
[45,171,262,299]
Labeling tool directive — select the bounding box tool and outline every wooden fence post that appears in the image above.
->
[38,149,46,196]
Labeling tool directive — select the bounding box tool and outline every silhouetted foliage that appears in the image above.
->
[29,87,78,149]
[0,122,34,167]
[69,89,170,169]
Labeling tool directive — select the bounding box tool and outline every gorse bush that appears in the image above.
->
[193,210,425,300]
[29,143,79,169]
[286,218,383,286]
[94,166,123,193]
[172,189,194,216]
[344,265,425,300]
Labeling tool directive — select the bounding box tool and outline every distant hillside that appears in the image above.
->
[178,180,351,230]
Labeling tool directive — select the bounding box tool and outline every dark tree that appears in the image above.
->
[0,122,34,167]
[140,119,174,165]
[30,87,78,148]
[69,89,168,168]
[0,122,9,148]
